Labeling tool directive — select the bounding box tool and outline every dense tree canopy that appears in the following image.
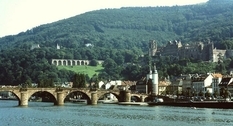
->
[0,0,233,85]
[1,0,233,51]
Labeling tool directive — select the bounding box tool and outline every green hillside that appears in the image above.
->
[57,65,104,78]
[1,0,233,85]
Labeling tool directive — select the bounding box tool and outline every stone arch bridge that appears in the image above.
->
[0,87,148,106]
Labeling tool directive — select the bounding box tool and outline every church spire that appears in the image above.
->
[149,65,152,74]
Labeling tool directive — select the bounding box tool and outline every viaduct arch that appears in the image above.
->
[51,59,104,66]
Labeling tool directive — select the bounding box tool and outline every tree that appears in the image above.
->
[219,88,229,98]
[103,58,121,80]
[89,59,98,66]
[72,73,86,88]
[25,79,32,88]
[213,90,219,98]
[38,79,45,88]
[198,90,204,97]
[90,74,100,89]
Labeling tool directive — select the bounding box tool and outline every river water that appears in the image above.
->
[0,100,233,126]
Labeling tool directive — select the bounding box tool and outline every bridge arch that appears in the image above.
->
[131,94,148,102]
[63,90,92,104]
[131,94,141,102]
[0,90,21,105]
[97,91,120,101]
[27,90,57,105]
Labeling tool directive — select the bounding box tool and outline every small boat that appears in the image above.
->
[70,98,87,103]
[118,102,148,106]
[102,100,118,104]
[98,99,118,104]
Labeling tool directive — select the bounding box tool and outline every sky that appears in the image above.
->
[0,0,208,38]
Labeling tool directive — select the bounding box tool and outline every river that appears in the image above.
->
[0,100,233,126]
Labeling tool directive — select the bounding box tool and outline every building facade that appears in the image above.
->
[191,74,213,97]
[211,73,222,95]
[218,76,233,97]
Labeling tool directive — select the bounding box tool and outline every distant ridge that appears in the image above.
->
[1,0,233,52]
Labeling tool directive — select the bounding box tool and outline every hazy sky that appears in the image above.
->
[0,0,208,37]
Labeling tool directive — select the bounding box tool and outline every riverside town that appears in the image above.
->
[1,0,233,125]
[1,39,233,108]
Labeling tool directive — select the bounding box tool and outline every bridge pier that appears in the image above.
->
[140,96,146,102]
[91,92,98,105]
[20,91,28,106]
[56,92,65,106]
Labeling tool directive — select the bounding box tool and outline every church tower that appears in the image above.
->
[147,66,152,81]
[152,64,158,95]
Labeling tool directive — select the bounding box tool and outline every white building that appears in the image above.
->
[57,44,60,49]
[30,44,40,50]
[211,73,222,95]
[98,80,121,100]
[191,74,214,96]
[98,81,105,88]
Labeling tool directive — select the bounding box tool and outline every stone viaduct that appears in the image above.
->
[51,59,104,66]
[0,87,148,106]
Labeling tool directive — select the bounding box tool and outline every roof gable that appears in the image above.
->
[219,77,232,86]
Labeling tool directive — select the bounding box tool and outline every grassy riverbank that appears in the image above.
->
[57,65,104,77]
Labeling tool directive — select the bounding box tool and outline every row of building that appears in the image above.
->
[54,67,233,99]
[132,71,233,99]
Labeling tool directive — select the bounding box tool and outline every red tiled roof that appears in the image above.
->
[159,81,170,86]
[211,73,222,78]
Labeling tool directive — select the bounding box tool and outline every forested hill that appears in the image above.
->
[1,0,233,85]
[1,0,233,52]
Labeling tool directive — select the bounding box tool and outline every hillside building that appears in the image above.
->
[57,44,60,49]
[149,40,233,62]
[30,44,40,50]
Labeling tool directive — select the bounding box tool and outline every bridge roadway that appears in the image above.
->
[0,87,148,106]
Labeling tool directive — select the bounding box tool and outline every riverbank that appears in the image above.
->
[0,97,17,100]
[148,101,233,109]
